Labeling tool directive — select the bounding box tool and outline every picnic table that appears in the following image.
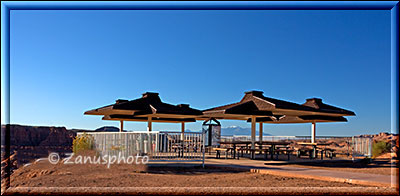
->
[170,140,200,157]
[219,141,251,159]
[297,142,334,159]
[254,141,291,160]
[219,141,290,160]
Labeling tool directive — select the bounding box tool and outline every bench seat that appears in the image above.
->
[213,147,234,159]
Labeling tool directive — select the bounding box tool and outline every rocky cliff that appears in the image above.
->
[1,125,77,166]
[2,125,76,147]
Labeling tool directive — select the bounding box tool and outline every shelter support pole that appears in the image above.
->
[259,123,263,143]
[120,120,123,132]
[311,122,316,158]
[180,122,185,158]
[311,122,316,143]
[251,116,256,159]
[181,122,185,141]
[147,116,152,131]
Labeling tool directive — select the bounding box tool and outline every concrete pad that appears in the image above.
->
[205,158,397,188]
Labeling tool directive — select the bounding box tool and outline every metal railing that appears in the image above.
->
[220,135,372,158]
[221,135,296,142]
[152,132,205,161]
[77,131,205,166]
[79,132,371,162]
[352,136,373,158]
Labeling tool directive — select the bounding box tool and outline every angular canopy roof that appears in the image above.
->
[302,98,355,116]
[246,115,348,124]
[201,91,355,122]
[84,91,355,124]
[84,92,203,123]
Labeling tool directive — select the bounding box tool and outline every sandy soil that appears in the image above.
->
[10,159,372,188]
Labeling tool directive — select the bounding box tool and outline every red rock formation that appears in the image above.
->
[1,125,77,166]
[2,125,76,147]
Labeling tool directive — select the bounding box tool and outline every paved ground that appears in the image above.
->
[205,158,397,187]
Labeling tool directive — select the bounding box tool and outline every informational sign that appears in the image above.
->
[203,125,221,147]
[202,126,210,146]
[211,126,221,146]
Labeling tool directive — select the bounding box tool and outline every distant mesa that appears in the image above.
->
[221,126,272,136]
[94,126,122,132]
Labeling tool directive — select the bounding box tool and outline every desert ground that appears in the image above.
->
[10,160,364,188]
[4,159,397,195]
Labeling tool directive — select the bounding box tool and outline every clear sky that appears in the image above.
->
[9,10,391,136]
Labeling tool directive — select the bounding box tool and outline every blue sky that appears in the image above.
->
[9,10,391,136]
